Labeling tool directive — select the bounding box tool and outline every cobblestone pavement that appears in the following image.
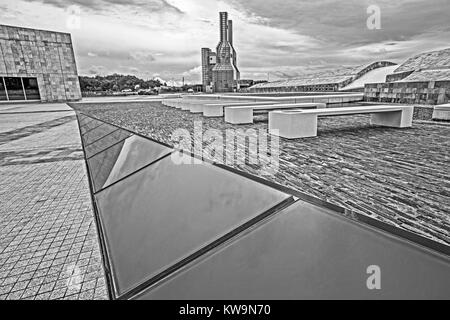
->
[0,103,108,300]
[71,101,450,246]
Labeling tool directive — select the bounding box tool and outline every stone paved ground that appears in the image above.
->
[0,103,108,300]
[71,101,450,246]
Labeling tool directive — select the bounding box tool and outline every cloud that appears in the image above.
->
[1,0,448,82]
[88,65,106,75]
[129,51,156,62]
[23,0,184,14]
[228,0,450,45]
[181,65,202,82]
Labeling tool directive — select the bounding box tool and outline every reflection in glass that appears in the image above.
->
[88,135,172,192]
[95,154,289,296]
[4,77,25,100]
[0,78,7,101]
[84,129,132,158]
[79,118,104,135]
[82,123,118,146]
[88,140,126,192]
[22,77,40,100]
[138,201,450,300]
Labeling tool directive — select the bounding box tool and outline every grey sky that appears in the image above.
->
[1,0,448,84]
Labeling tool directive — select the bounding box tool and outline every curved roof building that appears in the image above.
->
[249,61,397,93]
[386,47,450,82]
[365,47,450,105]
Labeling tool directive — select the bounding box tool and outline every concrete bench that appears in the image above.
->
[268,105,414,139]
[202,101,287,117]
[162,99,182,108]
[185,100,239,113]
[164,99,204,111]
[163,99,237,112]
[224,103,326,124]
[198,93,363,104]
[432,104,450,121]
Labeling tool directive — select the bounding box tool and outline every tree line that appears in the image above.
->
[79,74,166,92]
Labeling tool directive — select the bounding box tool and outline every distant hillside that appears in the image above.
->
[79,74,165,92]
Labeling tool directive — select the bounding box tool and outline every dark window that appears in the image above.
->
[4,77,25,100]
[23,77,40,100]
[0,78,7,101]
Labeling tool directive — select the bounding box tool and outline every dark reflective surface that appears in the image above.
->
[88,140,126,192]
[138,200,450,300]
[84,129,132,158]
[95,154,289,295]
[78,114,94,125]
[79,118,104,135]
[23,77,40,100]
[88,135,173,192]
[4,77,25,100]
[0,78,7,101]
[82,123,119,146]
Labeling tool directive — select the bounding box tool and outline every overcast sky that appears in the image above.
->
[1,0,449,84]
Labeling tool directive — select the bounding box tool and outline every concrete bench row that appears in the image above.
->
[162,99,414,139]
[181,93,364,104]
[162,99,326,123]
[268,105,414,138]
[224,103,326,124]
[163,93,363,117]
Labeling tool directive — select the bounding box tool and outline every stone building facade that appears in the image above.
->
[364,81,450,104]
[364,48,450,105]
[201,48,216,93]
[249,61,396,93]
[0,24,82,102]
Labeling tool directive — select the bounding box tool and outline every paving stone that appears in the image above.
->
[49,287,66,300]
[79,289,94,300]
[6,290,25,300]
[20,286,39,299]
[0,284,14,295]
[34,292,52,300]
[0,106,108,300]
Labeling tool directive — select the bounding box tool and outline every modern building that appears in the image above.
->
[201,12,240,93]
[249,61,397,93]
[201,48,216,93]
[365,48,450,104]
[0,24,82,102]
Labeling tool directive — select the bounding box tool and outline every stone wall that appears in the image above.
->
[0,25,81,102]
[385,71,413,82]
[364,81,450,105]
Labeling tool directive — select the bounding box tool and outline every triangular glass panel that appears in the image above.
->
[137,200,450,300]
[94,153,290,296]
[87,135,173,192]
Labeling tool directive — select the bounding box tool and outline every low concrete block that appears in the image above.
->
[203,105,224,117]
[432,104,450,120]
[370,106,414,128]
[224,107,254,124]
[180,103,191,111]
[269,105,413,139]
[189,104,204,113]
[224,103,326,124]
[269,111,318,138]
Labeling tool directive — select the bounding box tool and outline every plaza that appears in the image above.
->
[0,4,449,301]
